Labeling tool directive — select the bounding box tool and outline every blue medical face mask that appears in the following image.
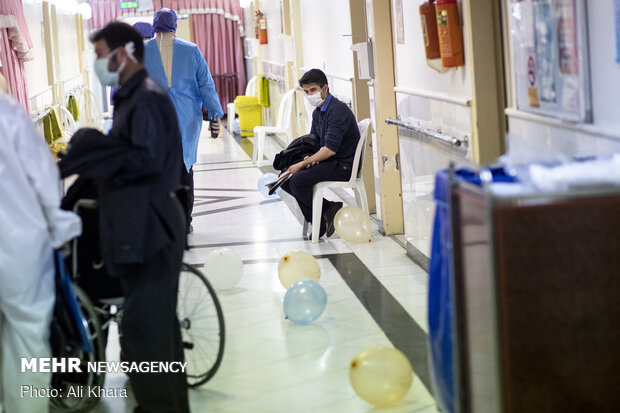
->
[94,48,124,87]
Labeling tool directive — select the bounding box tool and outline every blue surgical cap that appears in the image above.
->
[153,8,177,33]
[133,22,154,39]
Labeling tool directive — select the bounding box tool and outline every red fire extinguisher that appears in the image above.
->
[419,1,441,60]
[255,11,268,45]
[435,0,464,68]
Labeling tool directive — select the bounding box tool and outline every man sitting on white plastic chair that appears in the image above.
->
[281,69,360,239]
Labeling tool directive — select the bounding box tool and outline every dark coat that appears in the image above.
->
[58,70,185,275]
[272,133,320,172]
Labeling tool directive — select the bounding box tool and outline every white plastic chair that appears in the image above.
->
[58,106,79,135]
[303,118,372,243]
[227,76,257,133]
[252,88,296,166]
[303,94,314,134]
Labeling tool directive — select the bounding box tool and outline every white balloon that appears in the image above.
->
[334,206,372,243]
[203,248,244,290]
[278,251,321,289]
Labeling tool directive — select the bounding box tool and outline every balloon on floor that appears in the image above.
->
[334,206,372,243]
[203,248,244,290]
[283,280,327,325]
[349,346,413,408]
[278,251,320,289]
[257,172,281,198]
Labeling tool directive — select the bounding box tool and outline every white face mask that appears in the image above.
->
[305,88,325,108]
[94,42,137,87]
[94,50,123,87]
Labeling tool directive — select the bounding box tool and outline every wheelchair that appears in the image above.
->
[50,197,225,412]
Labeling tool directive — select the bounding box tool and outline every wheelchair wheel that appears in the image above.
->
[50,285,106,412]
[178,263,225,388]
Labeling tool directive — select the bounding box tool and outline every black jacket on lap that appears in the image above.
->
[272,133,320,172]
[58,70,185,276]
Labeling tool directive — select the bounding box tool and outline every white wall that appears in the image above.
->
[259,0,285,68]
[57,12,80,83]
[392,0,472,255]
[299,0,354,103]
[505,0,620,159]
[590,1,620,130]
[258,0,286,117]
[22,0,50,112]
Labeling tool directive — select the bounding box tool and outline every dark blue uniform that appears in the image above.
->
[59,69,189,413]
[283,94,360,225]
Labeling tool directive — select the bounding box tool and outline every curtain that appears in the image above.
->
[0,29,29,111]
[0,0,33,111]
[90,0,244,30]
[88,0,246,113]
[89,0,127,29]
[0,0,33,60]
[192,12,245,114]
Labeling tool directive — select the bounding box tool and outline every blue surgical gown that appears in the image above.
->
[144,38,224,171]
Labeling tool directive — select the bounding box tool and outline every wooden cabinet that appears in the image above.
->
[451,182,620,413]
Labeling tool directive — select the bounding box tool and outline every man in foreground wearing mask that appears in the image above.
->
[109,22,154,106]
[281,69,360,238]
[144,8,224,233]
[58,22,189,412]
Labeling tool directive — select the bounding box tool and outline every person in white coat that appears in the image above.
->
[0,76,81,413]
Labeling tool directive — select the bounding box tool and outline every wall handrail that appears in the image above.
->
[393,86,471,107]
[262,59,286,68]
[385,117,469,156]
[504,108,620,143]
[300,67,353,83]
[64,83,86,98]
[326,73,353,82]
[31,103,60,124]
[59,73,83,84]
[28,86,53,101]
[262,72,285,83]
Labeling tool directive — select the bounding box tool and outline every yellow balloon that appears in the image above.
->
[277,251,321,289]
[334,206,372,243]
[349,346,413,408]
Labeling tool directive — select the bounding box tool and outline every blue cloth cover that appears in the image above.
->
[153,8,177,33]
[428,167,516,413]
[133,22,154,39]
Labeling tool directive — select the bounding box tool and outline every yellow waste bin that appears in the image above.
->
[234,96,262,137]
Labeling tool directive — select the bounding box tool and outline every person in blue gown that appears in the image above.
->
[144,8,223,233]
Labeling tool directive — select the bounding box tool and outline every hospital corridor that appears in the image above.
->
[1,1,620,413]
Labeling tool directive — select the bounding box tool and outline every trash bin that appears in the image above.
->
[429,167,516,413]
[234,96,262,137]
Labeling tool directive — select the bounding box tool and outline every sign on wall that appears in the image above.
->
[120,1,139,9]
[394,0,405,44]
[507,0,591,122]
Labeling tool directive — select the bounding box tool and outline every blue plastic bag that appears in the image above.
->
[428,167,516,412]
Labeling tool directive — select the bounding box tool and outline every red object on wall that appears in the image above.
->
[420,1,441,60]
[255,11,268,45]
[435,0,464,68]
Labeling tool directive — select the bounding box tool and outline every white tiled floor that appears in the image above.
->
[94,125,438,413]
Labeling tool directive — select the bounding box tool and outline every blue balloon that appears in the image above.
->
[258,172,281,199]
[283,280,327,325]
